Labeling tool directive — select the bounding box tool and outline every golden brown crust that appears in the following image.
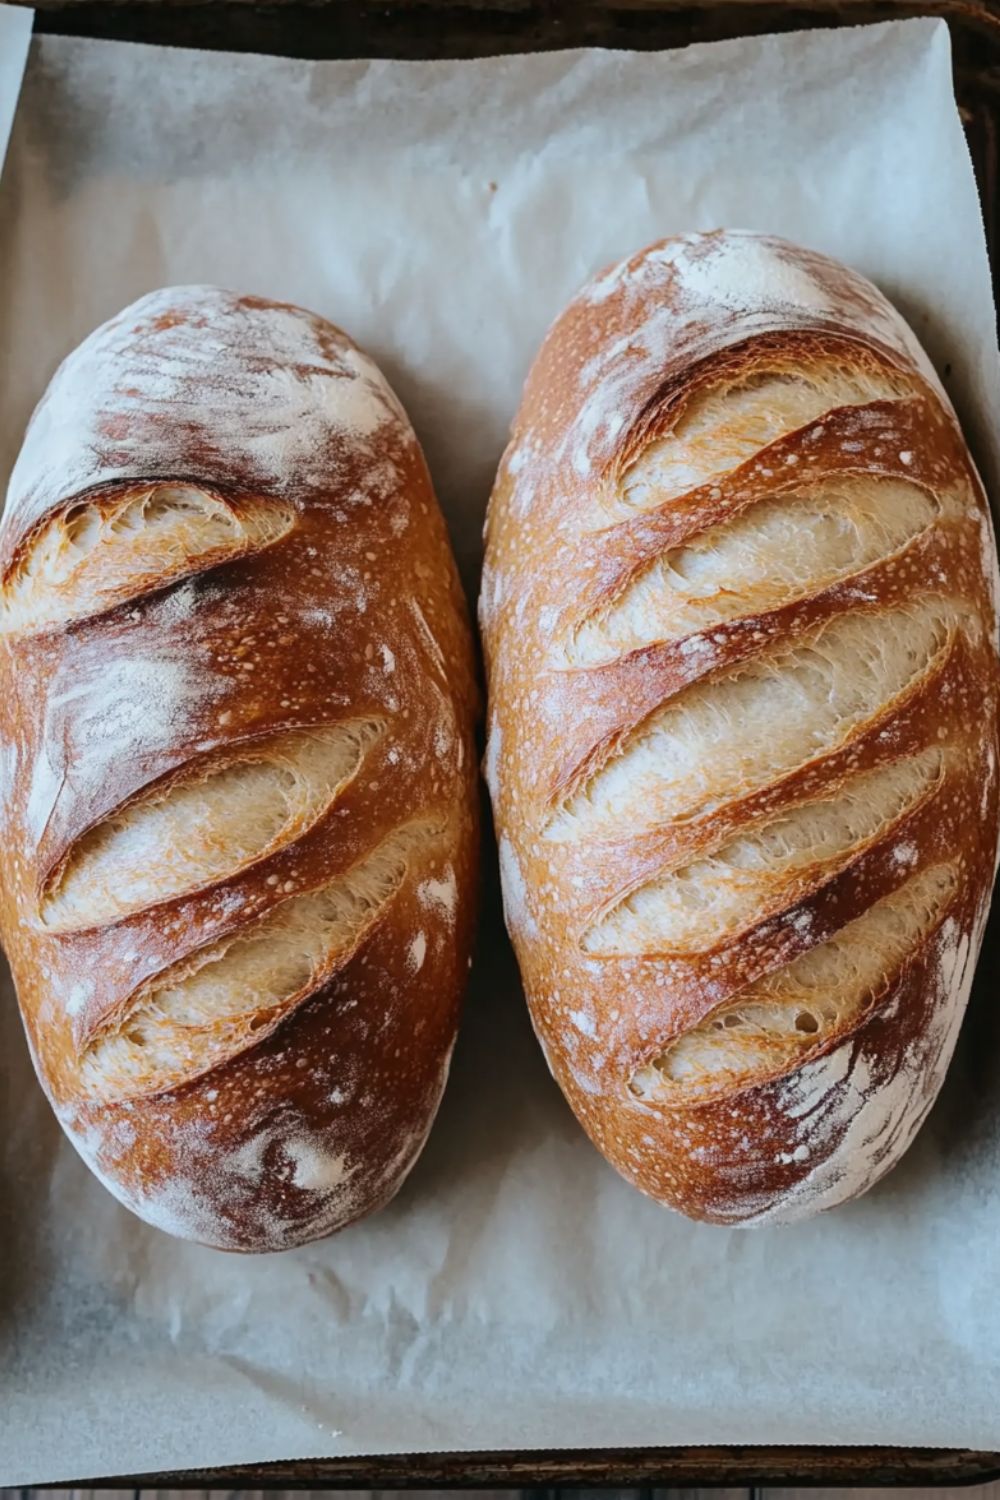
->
[481,231,1000,1225]
[0,286,479,1250]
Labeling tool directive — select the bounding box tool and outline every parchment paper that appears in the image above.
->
[2,13,1000,1483]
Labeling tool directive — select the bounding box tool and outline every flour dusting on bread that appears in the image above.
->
[0,286,478,1250]
[4,289,409,558]
[482,230,1000,1226]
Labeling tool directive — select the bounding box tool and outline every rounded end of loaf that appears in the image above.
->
[59,1043,455,1254]
[550,869,986,1227]
[50,817,476,1252]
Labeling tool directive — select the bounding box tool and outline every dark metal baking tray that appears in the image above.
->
[10,0,1000,1486]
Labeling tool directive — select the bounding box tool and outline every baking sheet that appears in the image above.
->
[1,14,1000,1483]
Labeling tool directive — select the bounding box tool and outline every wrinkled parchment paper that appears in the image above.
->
[2,12,1000,1482]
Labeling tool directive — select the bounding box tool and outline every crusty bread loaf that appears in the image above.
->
[0,287,478,1251]
[481,231,1000,1225]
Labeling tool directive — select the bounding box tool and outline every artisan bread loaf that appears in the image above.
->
[481,231,1000,1225]
[0,287,478,1250]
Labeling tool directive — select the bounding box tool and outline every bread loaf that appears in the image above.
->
[481,231,1000,1225]
[0,287,478,1251]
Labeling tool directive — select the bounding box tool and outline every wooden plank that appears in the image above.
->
[27,1490,141,1500]
[12,1491,750,1500]
[131,1488,607,1500]
[16,1490,753,1500]
[650,1490,750,1500]
[761,1488,1000,1500]
[133,1492,527,1500]
[12,1485,1000,1498]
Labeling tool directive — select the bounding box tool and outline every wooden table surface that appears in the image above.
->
[8,1486,1000,1499]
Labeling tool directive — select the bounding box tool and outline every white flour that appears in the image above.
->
[28,647,223,850]
[5,286,408,537]
[497,834,537,941]
[418,866,458,923]
[407,930,428,974]
[287,1139,351,1192]
[561,231,952,489]
[740,908,984,1226]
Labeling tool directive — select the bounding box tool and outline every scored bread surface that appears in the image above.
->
[481,231,1000,1225]
[0,287,478,1250]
